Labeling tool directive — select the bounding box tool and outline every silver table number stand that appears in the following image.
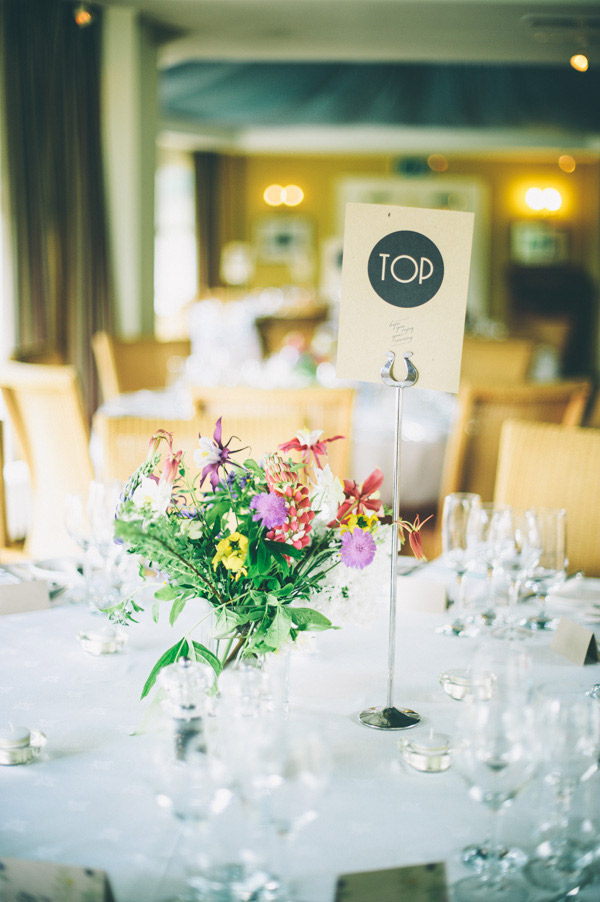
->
[359,350,422,731]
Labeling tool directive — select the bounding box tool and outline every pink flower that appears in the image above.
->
[279,428,344,470]
[340,528,376,569]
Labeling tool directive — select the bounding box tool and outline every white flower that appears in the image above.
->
[132,476,171,516]
[193,436,221,469]
[295,428,323,447]
[181,519,203,540]
[310,464,344,525]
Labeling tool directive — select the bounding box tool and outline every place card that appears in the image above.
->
[397,577,447,613]
[335,861,448,902]
[550,617,599,666]
[336,203,474,392]
[0,580,50,615]
[0,858,115,901]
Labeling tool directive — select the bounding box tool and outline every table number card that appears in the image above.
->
[550,617,600,666]
[0,858,115,901]
[335,861,449,902]
[336,203,474,392]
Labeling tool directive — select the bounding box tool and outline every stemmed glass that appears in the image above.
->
[438,492,482,637]
[492,510,542,641]
[471,504,512,628]
[64,481,122,611]
[521,508,567,632]
[452,696,539,902]
[524,688,600,895]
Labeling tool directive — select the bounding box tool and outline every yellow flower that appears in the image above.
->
[340,512,379,534]
[212,531,248,579]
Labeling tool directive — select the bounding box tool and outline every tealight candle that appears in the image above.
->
[0,725,31,749]
[400,731,451,773]
[0,725,45,766]
[77,626,127,656]
[439,668,495,701]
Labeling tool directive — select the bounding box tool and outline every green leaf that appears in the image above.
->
[169,595,187,627]
[263,607,292,649]
[151,600,160,623]
[265,540,302,560]
[214,607,241,638]
[154,584,179,601]
[141,638,188,699]
[190,641,223,677]
[289,607,332,631]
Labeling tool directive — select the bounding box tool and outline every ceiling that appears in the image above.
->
[92,0,600,153]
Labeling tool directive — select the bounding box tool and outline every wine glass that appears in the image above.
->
[492,510,542,641]
[470,503,513,628]
[452,697,539,902]
[521,508,567,632]
[524,687,600,895]
[438,492,482,637]
[460,641,533,874]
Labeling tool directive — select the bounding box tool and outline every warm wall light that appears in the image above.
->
[283,184,304,206]
[73,3,95,27]
[427,154,448,173]
[525,187,562,212]
[570,53,589,72]
[558,154,576,173]
[264,184,285,206]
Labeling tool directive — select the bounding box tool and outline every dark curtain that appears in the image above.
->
[194,152,247,291]
[0,0,113,416]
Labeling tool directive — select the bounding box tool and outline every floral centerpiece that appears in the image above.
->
[111,420,427,698]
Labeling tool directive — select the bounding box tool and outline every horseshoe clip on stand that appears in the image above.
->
[359,350,422,730]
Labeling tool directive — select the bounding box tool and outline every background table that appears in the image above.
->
[1,561,599,901]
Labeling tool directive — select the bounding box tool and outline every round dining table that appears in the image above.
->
[0,559,599,902]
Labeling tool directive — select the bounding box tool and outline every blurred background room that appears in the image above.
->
[0,0,599,559]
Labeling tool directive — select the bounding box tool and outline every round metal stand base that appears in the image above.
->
[359,705,421,730]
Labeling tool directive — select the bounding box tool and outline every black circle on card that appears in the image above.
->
[367,230,444,308]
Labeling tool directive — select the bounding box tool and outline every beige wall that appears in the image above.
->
[235,151,599,326]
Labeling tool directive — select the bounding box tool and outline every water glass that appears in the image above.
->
[438,492,482,637]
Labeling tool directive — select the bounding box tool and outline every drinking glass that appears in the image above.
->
[471,503,512,627]
[452,697,539,901]
[65,481,123,611]
[438,492,482,637]
[492,510,542,641]
[521,508,567,632]
[524,688,600,895]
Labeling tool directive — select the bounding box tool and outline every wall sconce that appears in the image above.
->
[73,3,95,27]
[570,53,589,72]
[525,187,562,212]
[263,184,304,207]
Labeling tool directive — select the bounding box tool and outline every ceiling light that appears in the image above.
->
[427,154,448,173]
[570,53,589,71]
[73,3,95,28]
[558,154,576,173]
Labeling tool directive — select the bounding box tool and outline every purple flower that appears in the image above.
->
[250,492,289,529]
[194,418,243,489]
[340,528,376,569]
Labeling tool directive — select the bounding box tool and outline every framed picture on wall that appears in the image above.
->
[254,215,314,265]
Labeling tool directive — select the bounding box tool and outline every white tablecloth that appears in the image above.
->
[1,562,599,901]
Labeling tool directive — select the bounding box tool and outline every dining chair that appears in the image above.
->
[0,361,95,559]
[191,385,355,476]
[494,419,600,577]
[92,331,191,401]
[460,336,535,385]
[437,378,592,512]
[93,411,207,484]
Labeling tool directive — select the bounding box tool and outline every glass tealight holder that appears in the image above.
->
[439,667,495,702]
[0,725,46,766]
[400,732,451,773]
[159,657,216,762]
[77,625,128,656]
